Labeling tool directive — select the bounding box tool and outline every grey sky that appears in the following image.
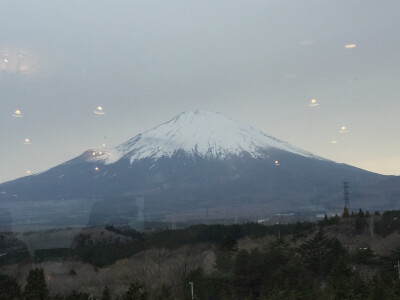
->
[1,0,400,183]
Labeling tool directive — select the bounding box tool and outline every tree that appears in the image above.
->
[343,207,350,218]
[101,286,112,300]
[296,230,345,276]
[156,284,173,300]
[123,280,148,300]
[368,273,398,300]
[65,290,91,300]
[0,274,21,300]
[23,268,49,300]
[214,235,238,273]
[219,235,238,252]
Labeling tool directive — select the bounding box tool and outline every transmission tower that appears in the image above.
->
[343,181,350,211]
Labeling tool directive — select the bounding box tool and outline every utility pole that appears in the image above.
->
[394,261,400,280]
[188,282,194,299]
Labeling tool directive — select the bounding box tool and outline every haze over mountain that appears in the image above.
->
[0,110,397,228]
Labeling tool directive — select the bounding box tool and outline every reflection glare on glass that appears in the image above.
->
[26,170,31,174]
[23,138,31,145]
[12,109,23,117]
[94,106,105,115]
[92,151,96,156]
[345,44,356,49]
[309,99,319,107]
[94,167,99,171]
[0,48,37,76]
[331,140,338,144]
[340,126,348,133]
[275,160,280,166]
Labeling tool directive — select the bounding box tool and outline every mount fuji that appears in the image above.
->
[0,110,397,228]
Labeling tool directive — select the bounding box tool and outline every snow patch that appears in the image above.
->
[88,110,323,165]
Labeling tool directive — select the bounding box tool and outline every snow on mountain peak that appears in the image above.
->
[89,109,320,164]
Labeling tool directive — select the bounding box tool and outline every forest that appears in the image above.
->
[1,209,400,299]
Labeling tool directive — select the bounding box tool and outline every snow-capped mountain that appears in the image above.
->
[0,110,395,228]
[89,110,321,165]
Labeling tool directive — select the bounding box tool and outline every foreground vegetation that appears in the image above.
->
[1,209,400,299]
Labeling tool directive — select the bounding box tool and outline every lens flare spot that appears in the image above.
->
[12,109,23,117]
[345,44,356,49]
[309,99,319,107]
[94,106,105,115]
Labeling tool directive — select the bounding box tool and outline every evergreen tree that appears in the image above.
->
[123,280,148,300]
[343,207,350,218]
[368,273,397,300]
[65,290,91,300]
[101,285,112,300]
[23,268,49,300]
[219,235,238,252]
[296,230,344,276]
[358,208,365,218]
[214,235,238,273]
[0,274,21,300]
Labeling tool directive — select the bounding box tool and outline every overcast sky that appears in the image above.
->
[1,0,400,183]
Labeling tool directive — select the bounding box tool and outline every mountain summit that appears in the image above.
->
[89,110,320,165]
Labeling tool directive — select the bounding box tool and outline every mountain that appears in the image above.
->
[0,110,397,229]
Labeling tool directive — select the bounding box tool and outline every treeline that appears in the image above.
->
[3,230,400,299]
[3,209,400,298]
[319,208,400,237]
[3,208,400,268]
[32,222,315,267]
